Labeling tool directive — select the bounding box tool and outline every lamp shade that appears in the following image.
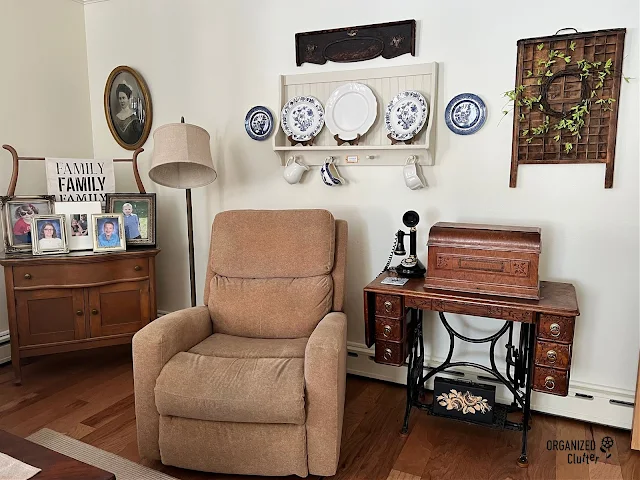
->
[149,123,217,189]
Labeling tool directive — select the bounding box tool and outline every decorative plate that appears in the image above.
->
[325,83,377,141]
[384,91,429,141]
[281,96,325,142]
[244,106,274,141]
[444,93,487,135]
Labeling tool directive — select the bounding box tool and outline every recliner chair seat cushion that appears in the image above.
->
[189,333,308,358]
[155,352,305,424]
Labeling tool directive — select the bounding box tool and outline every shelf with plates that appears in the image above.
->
[273,63,438,166]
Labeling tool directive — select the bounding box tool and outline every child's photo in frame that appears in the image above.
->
[30,214,69,255]
[92,213,126,252]
[105,193,156,246]
[54,201,102,251]
[0,196,55,252]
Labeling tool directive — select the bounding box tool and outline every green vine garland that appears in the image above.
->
[502,41,629,154]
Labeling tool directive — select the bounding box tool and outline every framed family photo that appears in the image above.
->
[0,195,55,253]
[105,193,156,246]
[92,213,126,252]
[54,201,102,251]
[30,214,69,255]
[104,65,153,150]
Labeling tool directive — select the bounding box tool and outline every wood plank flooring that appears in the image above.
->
[1,346,639,480]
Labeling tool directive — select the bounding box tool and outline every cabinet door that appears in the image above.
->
[88,281,150,337]
[15,289,86,346]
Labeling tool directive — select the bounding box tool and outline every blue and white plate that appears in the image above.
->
[444,93,486,135]
[281,96,325,142]
[245,106,274,141]
[384,91,429,142]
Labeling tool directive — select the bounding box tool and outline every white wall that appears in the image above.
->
[0,0,94,347]
[84,0,639,420]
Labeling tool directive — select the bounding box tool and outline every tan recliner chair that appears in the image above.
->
[132,209,347,477]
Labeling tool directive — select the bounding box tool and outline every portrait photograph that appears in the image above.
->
[92,213,126,252]
[0,195,55,253]
[31,214,69,256]
[105,193,156,246]
[104,65,153,150]
[54,201,102,251]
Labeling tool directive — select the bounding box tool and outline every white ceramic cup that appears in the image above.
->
[403,156,425,190]
[283,156,309,184]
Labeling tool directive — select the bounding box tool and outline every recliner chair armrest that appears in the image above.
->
[304,312,347,476]
[132,306,213,460]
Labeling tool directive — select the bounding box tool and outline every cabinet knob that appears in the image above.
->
[134,265,142,271]
[549,323,561,337]
[544,376,556,390]
[76,310,83,316]
[91,309,99,315]
[383,348,393,361]
[384,301,393,313]
[546,350,557,363]
[23,273,32,280]
[383,325,392,337]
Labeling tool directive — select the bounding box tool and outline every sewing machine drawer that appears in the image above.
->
[538,314,575,343]
[533,366,569,396]
[375,316,403,342]
[375,294,403,318]
[375,339,405,366]
[535,340,571,369]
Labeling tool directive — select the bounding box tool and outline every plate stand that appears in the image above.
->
[288,134,317,147]
[387,133,414,145]
[334,134,361,146]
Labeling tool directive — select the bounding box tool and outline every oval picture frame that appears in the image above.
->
[104,66,153,150]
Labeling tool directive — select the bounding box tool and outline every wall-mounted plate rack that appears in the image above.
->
[273,62,438,166]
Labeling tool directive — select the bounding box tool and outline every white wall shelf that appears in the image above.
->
[273,63,438,166]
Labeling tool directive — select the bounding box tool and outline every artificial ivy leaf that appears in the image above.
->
[526,70,533,77]
[537,78,542,85]
[537,43,544,51]
[591,90,596,98]
[539,104,544,110]
[569,41,576,51]
[554,134,560,142]
[624,76,631,83]
[522,129,529,136]
[502,110,509,115]
[526,137,534,143]
[564,56,571,63]
[565,142,573,153]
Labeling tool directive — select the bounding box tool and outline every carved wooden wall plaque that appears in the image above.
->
[295,20,416,66]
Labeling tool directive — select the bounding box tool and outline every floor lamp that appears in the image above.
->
[149,120,217,307]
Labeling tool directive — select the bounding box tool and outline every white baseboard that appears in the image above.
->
[347,341,634,430]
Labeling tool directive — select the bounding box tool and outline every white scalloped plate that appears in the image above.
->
[325,83,377,141]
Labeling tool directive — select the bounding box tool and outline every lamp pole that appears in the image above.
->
[179,117,197,307]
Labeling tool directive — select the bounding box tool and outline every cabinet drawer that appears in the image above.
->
[533,366,569,396]
[375,340,405,366]
[535,340,571,369]
[14,258,149,288]
[538,314,575,343]
[375,294,403,318]
[375,316,403,342]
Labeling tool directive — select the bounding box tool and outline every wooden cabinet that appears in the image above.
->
[1,248,159,384]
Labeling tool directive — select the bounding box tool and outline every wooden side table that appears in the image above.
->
[1,248,159,384]
[0,430,114,480]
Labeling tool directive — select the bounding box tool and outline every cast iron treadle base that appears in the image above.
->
[417,402,517,431]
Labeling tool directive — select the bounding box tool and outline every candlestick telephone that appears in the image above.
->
[381,210,426,278]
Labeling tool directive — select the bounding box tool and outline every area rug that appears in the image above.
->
[26,428,177,480]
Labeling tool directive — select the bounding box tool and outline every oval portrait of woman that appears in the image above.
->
[104,66,153,150]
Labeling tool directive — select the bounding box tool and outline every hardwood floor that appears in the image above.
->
[1,346,639,480]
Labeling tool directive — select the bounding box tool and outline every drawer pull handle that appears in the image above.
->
[546,350,557,363]
[544,376,556,390]
[134,265,142,271]
[383,325,392,337]
[76,310,83,316]
[549,323,561,337]
[384,301,393,313]
[383,348,393,361]
[91,309,99,315]
[23,273,32,280]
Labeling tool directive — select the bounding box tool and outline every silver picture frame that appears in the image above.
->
[30,214,69,256]
[91,213,126,252]
[0,195,55,253]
